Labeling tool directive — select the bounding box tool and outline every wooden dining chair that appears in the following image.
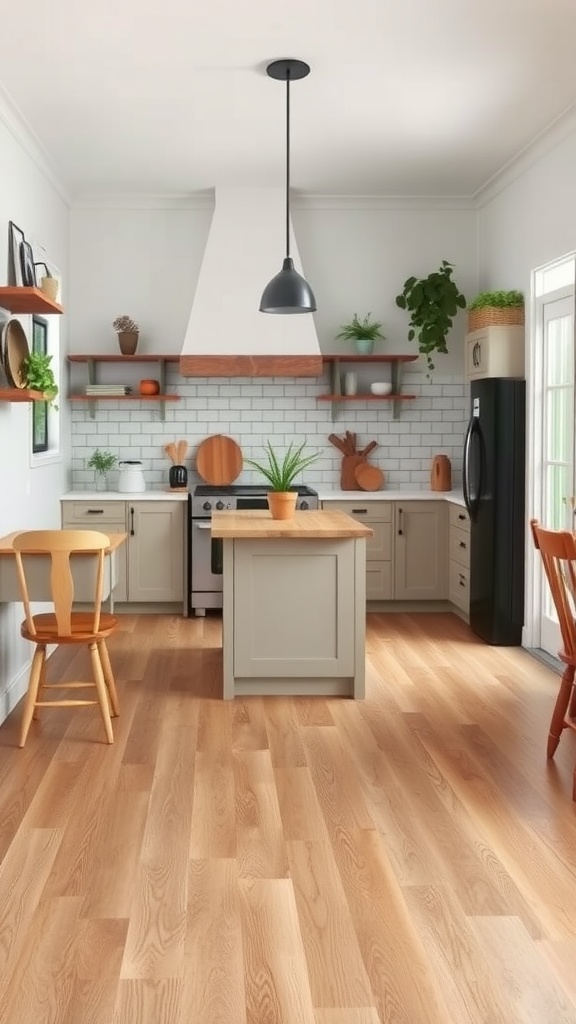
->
[530,519,576,799]
[13,529,120,748]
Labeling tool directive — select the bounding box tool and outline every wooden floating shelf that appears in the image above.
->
[0,387,48,402]
[317,394,416,402]
[322,354,418,364]
[67,354,180,363]
[69,394,180,402]
[0,287,63,315]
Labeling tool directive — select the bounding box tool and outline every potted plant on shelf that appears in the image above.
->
[22,352,59,408]
[87,449,117,491]
[245,441,319,520]
[395,260,467,377]
[112,315,139,355]
[467,289,524,332]
[335,313,386,355]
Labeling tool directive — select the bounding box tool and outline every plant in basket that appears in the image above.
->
[467,290,524,332]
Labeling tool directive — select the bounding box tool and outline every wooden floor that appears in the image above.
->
[0,612,575,1024]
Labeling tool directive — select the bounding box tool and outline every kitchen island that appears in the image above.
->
[211,509,372,699]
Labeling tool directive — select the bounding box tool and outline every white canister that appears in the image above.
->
[344,371,357,396]
[118,460,146,493]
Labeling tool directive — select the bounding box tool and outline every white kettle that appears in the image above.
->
[118,460,146,493]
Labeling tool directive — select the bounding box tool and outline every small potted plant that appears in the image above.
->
[87,448,117,491]
[245,441,319,519]
[336,313,386,355]
[112,315,140,355]
[33,261,59,302]
[395,260,466,377]
[467,289,524,332]
[22,352,59,408]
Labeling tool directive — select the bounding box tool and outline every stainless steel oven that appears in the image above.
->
[190,484,319,615]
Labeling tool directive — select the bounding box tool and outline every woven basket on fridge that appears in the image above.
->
[467,306,525,332]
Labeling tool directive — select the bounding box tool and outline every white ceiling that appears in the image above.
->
[1,0,576,198]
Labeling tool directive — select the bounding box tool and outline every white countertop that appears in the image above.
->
[317,489,466,507]
[61,491,190,501]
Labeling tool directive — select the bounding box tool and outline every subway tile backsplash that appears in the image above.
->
[70,366,468,492]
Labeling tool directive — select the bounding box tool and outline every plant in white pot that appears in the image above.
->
[245,442,319,519]
[87,448,117,491]
[336,312,386,355]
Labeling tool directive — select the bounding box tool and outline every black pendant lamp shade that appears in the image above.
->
[260,58,317,314]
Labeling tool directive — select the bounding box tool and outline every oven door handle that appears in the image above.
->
[195,522,213,529]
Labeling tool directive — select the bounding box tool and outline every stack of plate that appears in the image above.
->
[85,384,132,396]
[2,318,30,388]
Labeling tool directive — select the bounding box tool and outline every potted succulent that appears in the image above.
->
[87,448,117,491]
[467,289,524,332]
[245,441,319,519]
[336,313,386,355]
[395,260,466,377]
[113,314,140,355]
[22,352,59,408]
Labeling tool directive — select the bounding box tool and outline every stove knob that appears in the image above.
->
[300,500,309,510]
[202,501,212,511]
[216,500,225,510]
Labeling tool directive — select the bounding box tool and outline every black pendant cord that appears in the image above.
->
[285,69,291,260]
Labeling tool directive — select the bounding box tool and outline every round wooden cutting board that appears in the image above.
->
[196,434,243,485]
[355,463,385,491]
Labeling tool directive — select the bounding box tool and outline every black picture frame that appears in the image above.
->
[8,220,25,287]
[20,240,37,287]
[32,315,48,454]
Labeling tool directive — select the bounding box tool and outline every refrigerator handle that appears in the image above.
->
[463,417,473,514]
[463,416,482,520]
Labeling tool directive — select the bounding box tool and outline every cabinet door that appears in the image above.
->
[127,502,184,602]
[393,501,448,600]
[61,500,128,602]
[465,326,525,380]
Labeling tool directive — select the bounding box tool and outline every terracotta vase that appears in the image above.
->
[118,331,139,355]
[267,491,297,520]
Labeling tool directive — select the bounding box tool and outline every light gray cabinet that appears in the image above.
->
[61,499,185,606]
[448,502,470,617]
[393,501,448,600]
[127,501,184,603]
[465,325,524,380]
[320,500,392,599]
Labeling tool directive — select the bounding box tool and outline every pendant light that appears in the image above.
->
[260,58,317,314]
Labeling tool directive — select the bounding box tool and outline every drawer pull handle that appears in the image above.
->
[459,541,467,548]
[352,509,368,514]
[87,509,104,514]
[458,513,466,521]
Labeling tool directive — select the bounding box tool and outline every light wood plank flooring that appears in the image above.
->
[0,611,575,1024]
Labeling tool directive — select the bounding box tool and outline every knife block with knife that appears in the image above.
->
[328,431,384,490]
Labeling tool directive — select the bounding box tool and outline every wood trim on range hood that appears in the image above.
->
[179,354,322,377]
[180,187,322,378]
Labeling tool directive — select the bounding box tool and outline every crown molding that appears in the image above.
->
[71,191,215,210]
[293,193,475,210]
[0,82,70,205]
[474,103,576,208]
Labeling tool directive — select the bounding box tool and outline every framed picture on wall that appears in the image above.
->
[32,315,48,454]
[8,221,25,287]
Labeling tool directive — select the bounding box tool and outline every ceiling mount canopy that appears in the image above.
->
[260,58,317,315]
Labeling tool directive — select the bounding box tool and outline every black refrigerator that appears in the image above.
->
[463,378,526,645]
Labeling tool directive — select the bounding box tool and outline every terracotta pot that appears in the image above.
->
[139,378,160,396]
[267,491,298,520]
[118,331,139,355]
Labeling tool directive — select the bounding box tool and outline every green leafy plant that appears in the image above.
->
[245,441,319,492]
[22,352,59,408]
[336,313,385,342]
[395,260,466,376]
[468,289,524,310]
[87,449,117,475]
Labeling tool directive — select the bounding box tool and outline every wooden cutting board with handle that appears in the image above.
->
[196,434,243,485]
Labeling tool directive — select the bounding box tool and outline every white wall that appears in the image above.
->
[68,197,477,491]
[0,104,70,722]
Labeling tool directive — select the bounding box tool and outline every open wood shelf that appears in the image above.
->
[67,354,180,363]
[320,353,418,420]
[317,394,416,402]
[69,394,179,402]
[0,287,63,315]
[67,354,181,421]
[0,387,48,403]
[322,354,418,364]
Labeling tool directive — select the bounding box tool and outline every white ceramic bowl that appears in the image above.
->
[370,381,393,396]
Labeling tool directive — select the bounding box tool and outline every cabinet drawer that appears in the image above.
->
[449,503,470,532]
[449,560,470,612]
[322,500,391,523]
[449,526,470,569]
[62,501,126,526]
[367,561,393,601]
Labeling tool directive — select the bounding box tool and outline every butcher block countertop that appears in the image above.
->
[211,509,373,539]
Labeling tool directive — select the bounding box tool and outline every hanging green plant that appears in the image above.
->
[395,260,466,376]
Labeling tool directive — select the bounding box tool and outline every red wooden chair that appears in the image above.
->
[531,519,576,799]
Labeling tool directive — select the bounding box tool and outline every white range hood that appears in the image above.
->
[180,187,322,377]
